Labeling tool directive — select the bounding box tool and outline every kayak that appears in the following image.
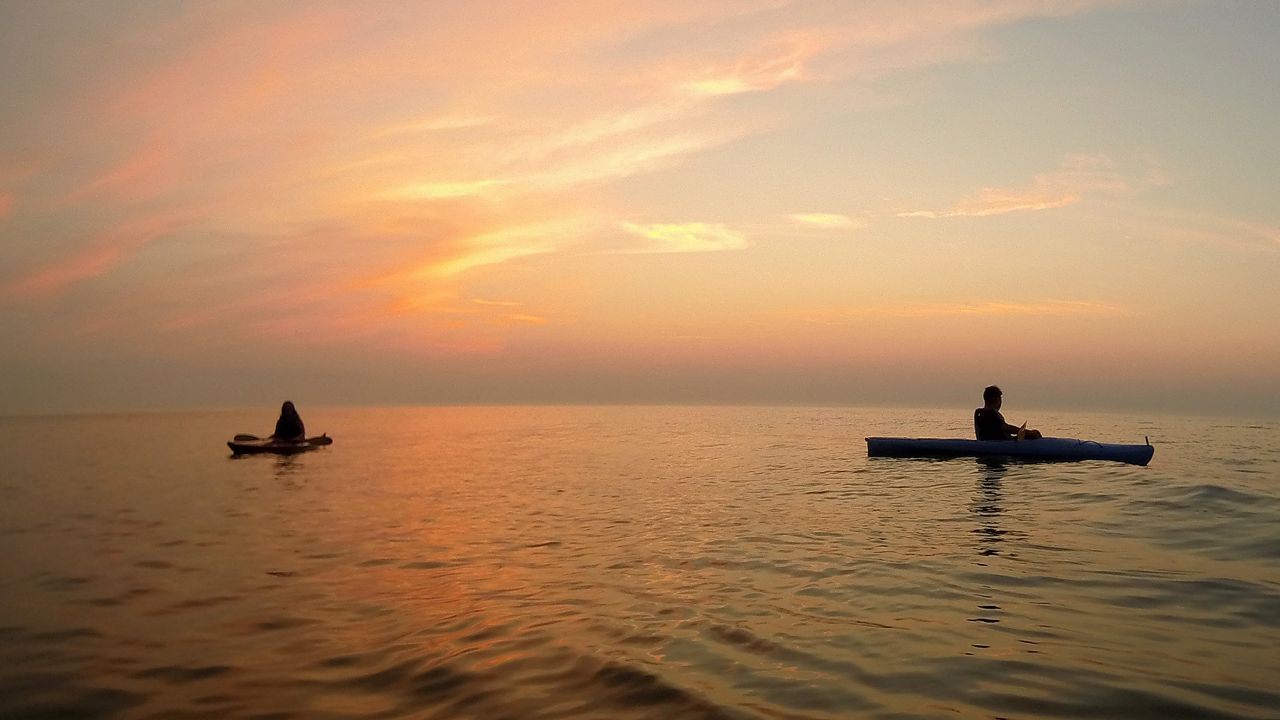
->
[865,436,1154,466]
[227,434,333,456]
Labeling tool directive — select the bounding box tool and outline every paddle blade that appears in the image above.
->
[233,434,262,442]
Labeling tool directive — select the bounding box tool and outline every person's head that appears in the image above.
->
[281,401,297,416]
[982,385,1002,409]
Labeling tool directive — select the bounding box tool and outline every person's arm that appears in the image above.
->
[1004,421,1042,439]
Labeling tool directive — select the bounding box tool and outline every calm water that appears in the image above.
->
[1,406,1277,719]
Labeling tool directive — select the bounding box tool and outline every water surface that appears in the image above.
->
[1,406,1277,719]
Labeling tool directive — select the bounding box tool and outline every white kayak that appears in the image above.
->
[866,436,1154,466]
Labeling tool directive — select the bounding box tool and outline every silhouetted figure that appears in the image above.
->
[974,386,1041,441]
[271,401,306,442]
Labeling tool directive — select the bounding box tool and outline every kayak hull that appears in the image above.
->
[866,436,1153,466]
[227,435,332,456]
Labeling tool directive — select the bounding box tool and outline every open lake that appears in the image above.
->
[1,406,1277,719]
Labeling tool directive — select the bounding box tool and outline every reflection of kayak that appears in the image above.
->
[227,434,333,456]
[866,437,1154,466]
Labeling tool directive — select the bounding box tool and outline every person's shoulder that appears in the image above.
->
[975,408,1003,423]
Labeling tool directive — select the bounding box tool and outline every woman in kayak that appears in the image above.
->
[975,386,1041,441]
[270,401,306,442]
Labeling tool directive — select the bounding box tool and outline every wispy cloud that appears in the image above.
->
[372,114,499,138]
[620,222,749,253]
[803,300,1128,323]
[67,142,175,204]
[1115,207,1280,253]
[897,192,1079,218]
[471,298,524,308]
[397,217,597,280]
[899,153,1146,218]
[381,180,510,201]
[1,215,185,299]
[389,293,551,327]
[682,33,827,96]
[377,118,737,202]
[787,213,865,229]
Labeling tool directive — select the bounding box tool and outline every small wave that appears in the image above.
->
[1184,483,1277,506]
[706,623,782,656]
[401,560,451,570]
[567,657,736,717]
[130,664,235,684]
[0,674,146,719]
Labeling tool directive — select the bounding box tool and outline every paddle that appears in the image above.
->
[1016,422,1027,441]
[232,433,331,446]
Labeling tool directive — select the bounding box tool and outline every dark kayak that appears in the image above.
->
[866,436,1154,466]
[227,434,332,456]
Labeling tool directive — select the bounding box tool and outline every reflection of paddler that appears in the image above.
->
[271,401,305,442]
[974,385,1041,441]
[970,463,1008,632]
[974,461,1006,558]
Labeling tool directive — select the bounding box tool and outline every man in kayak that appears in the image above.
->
[270,401,306,442]
[975,386,1041,441]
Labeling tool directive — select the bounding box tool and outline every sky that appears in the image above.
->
[1,0,1277,418]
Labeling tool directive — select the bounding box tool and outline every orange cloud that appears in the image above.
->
[426,219,593,277]
[1,0,1175,372]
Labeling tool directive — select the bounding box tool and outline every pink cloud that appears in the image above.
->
[67,141,175,205]
[1,215,185,299]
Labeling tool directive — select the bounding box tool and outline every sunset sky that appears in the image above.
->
[2,1,1277,417]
